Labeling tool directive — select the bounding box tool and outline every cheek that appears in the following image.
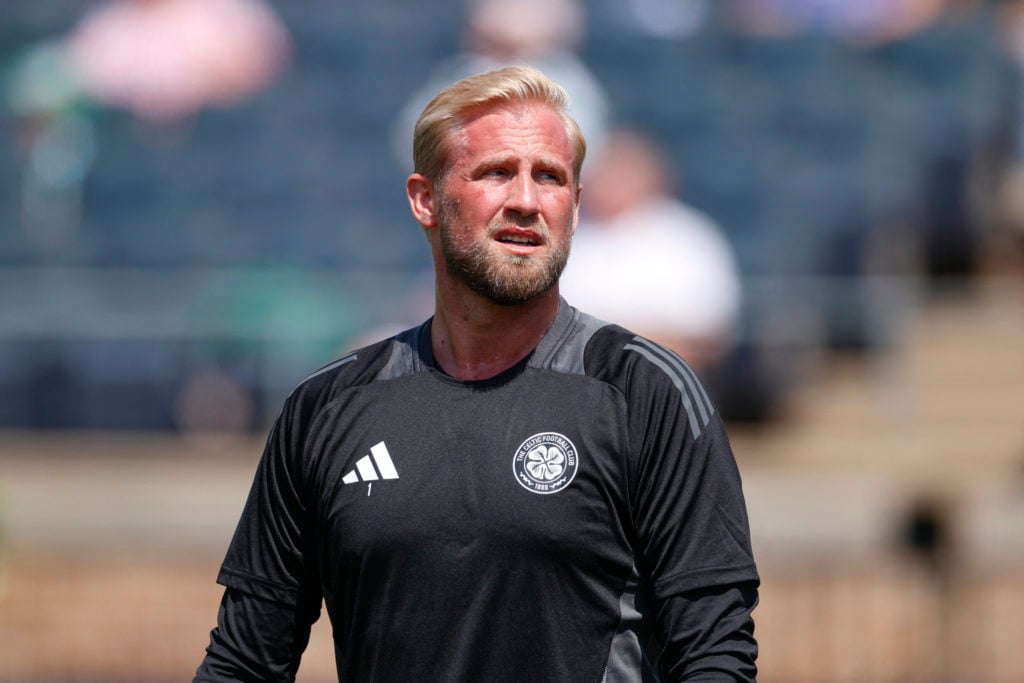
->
[459,188,504,225]
[544,193,578,226]
[440,193,491,243]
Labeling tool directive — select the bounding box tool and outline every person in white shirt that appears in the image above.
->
[560,127,743,373]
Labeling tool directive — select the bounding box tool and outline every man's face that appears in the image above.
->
[435,103,580,306]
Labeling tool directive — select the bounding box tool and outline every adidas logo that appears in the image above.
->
[342,441,399,485]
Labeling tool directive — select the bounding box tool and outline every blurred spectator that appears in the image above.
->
[560,127,742,374]
[716,0,956,43]
[5,40,96,252]
[64,0,290,129]
[3,0,291,255]
[392,0,611,169]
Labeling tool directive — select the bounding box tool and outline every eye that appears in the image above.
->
[536,170,565,184]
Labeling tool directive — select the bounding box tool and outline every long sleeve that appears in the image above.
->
[602,331,759,680]
[196,380,327,680]
[194,587,321,682]
[655,582,758,681]
[629,402,760,680]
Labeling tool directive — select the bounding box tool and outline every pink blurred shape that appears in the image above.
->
[65,0,291,122]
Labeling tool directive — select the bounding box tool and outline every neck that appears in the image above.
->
[430,286,561,380]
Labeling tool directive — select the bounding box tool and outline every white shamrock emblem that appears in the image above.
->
[525,445,565,481]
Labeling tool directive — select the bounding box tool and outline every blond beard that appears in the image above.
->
[437,192,572,306]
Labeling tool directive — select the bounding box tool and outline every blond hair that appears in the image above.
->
[412,65,586,183]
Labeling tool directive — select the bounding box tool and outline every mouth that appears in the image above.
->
[494,228,543,250]
[498,234,538,246]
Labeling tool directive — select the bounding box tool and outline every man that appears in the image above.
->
[195,66,759,682]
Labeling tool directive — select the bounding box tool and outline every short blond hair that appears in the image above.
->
[412,65,586,184]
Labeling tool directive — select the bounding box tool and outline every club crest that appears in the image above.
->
[512,432,578,495]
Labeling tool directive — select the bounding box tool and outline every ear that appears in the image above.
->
[570,182,582,236]
[407,173,438,228]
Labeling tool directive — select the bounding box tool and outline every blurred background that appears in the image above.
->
[1,0,1023,680]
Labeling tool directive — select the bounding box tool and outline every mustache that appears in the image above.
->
[488,216,548,238]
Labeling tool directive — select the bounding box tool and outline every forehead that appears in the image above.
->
[450,102,574,167]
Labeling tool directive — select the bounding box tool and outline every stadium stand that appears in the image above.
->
[0,0,1014,430]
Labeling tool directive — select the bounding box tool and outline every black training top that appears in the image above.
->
[196,300,759,682]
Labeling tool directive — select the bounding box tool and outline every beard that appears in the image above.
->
[437,194,573,307]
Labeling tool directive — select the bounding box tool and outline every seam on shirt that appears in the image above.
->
[652,562,760,599]
[218,565,301,604]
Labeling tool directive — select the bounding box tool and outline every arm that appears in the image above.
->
[619,338,760,681]
[655,582,758,682]
[194,382,326,681]
[195,588,321,682]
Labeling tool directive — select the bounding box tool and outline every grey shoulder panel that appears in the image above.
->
[374,321,430,381]
[530,298,609,375]
[298,352,359,387]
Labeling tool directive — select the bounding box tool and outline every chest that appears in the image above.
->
[305,369,635,574]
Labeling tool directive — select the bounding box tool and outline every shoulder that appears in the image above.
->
[584,321,692,385]
[283,323,426,424]
[549,303,696,389]
[582,321,718,441]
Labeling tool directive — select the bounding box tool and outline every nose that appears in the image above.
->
[505,173,541,216]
